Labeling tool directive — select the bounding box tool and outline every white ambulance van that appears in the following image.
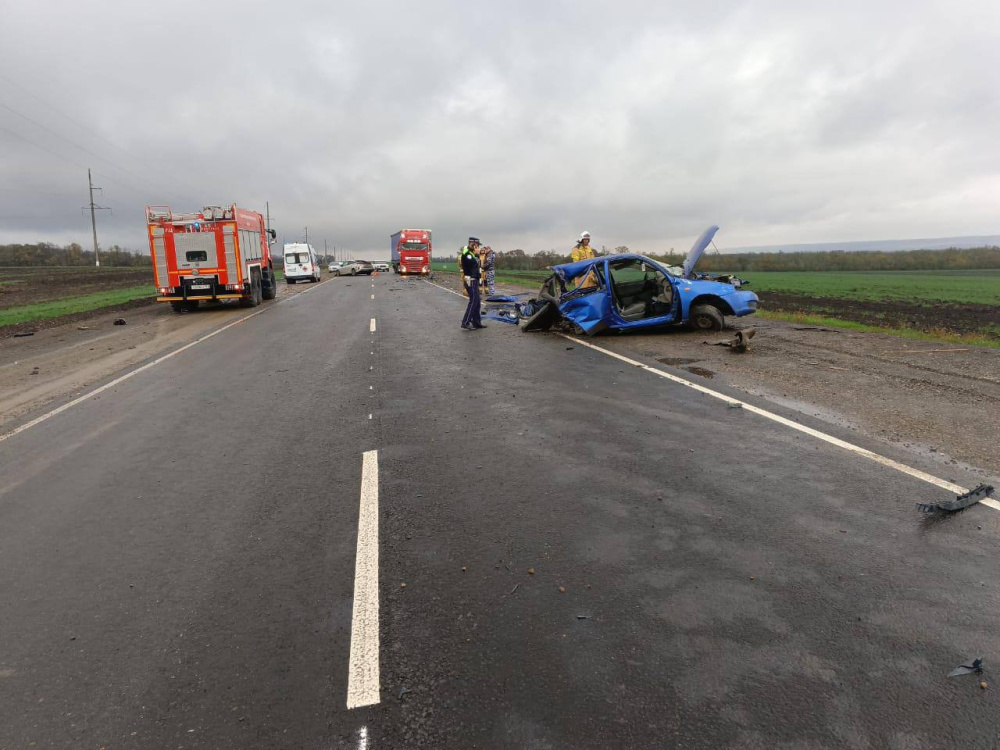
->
[283,243,321,284]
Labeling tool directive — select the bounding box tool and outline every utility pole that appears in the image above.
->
[324,238,328,264]
[304,226,309,244]
[84,168,110,267]
[266,201,271,234]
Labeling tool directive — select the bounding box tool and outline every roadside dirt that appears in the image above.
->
[0,280,319,433]
[432,272,1000,479]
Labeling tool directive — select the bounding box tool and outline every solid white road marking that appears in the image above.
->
[563,335,1000,511]
[347,450,381,709]
[0,280,333,445]
[423,278,998,512]
[370,318,376,333]
[356,726,368,750]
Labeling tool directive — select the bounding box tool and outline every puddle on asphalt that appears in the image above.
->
[657,357,697,366]
[684,366,715,379]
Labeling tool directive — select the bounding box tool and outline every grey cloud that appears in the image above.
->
[1,0,999,258]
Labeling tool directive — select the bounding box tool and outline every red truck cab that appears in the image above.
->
[391,229,432,275]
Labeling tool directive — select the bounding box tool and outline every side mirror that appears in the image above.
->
[268,229,277,240]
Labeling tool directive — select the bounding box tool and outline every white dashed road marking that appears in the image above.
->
[347,450,381,709]
[370,318,376,333]
[424,278,998,511]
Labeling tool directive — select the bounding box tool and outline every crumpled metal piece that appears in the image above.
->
[917,484,994,514]
[948,658,983,677]
[715,328,756,352]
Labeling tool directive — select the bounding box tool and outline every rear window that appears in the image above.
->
[186,250,208,262]
[285,253,310,264]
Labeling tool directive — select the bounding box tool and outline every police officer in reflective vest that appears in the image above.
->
[460,237,487,330]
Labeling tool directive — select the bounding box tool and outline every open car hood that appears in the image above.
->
[682,225,720,277]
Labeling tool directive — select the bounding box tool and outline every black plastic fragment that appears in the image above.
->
[916,484,994,514]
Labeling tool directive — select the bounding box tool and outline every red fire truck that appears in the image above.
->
[146,204,278,312]
[390,229,432,275]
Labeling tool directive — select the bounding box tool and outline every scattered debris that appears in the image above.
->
[76,326,90,331]
[113,318,126,326]
[12,332,35,338]
[510,583,520,595]
[576,614,590,620]
[461,566,467,572]
[727,402,743,409]
[948,658,984,678]
[793,326,840,332]
[558,587,566,594]
[399,686,412,700]
[715,327,756,352]
[566,346,574,350]
[527,568,535,575]
[400,582,407,589]
[917,484,994,514]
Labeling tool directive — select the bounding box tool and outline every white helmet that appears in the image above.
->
[580,231,591,240]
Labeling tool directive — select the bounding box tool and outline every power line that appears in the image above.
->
[0,100,183,201]
[0,72,200,196]
[0,121,164,201]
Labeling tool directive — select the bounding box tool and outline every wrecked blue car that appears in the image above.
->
[521,226,759,335]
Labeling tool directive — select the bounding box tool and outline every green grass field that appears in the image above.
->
[0,286,154,327]
[737,269,1000,306]
[431,263,1000,306]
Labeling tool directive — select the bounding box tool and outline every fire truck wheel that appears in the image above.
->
[262,269,277,300]
[241,273,262,308]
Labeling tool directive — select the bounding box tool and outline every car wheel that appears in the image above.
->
[351,268,357,276]
[690,303,725,332]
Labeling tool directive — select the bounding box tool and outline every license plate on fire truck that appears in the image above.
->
[190,284,211,290]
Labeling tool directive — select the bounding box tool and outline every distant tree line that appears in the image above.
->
[490,244,1000,272]
[0,242,151,267]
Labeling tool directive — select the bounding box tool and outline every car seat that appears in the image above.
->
[619,301,647,321]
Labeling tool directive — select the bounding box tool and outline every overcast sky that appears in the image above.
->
[1,0,998,258]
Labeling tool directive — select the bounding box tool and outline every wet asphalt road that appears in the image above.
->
[0,274,998,749]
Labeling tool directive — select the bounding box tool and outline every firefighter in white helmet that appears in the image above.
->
[571,231,595,263]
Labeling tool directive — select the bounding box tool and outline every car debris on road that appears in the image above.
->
[713,327,756,352]
[948,658,984,678]
[916,484,994,514]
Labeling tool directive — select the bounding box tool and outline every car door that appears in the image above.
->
[607,258,677,328]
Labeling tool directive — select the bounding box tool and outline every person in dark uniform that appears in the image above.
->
[460,237,487,330]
